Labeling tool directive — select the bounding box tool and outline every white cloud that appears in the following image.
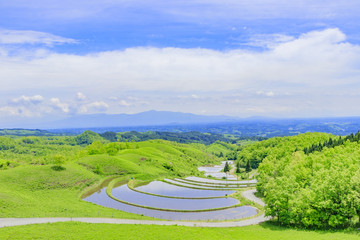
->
[0,29,77,46]
[1,28,356,94]
[245,34,295,49]
[10,95,44,105]
[0,106,21,116]
[118,100,132,107]
[0,28,359,118]
[79,101,109,113]
[76,92,86,101]
[256,91,275,97]
[191,94,201,99]
[50,98,70,113]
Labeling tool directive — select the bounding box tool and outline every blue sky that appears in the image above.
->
[1,0,360,127]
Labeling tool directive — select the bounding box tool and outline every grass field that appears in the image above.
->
[0,222,359,240]
[0,139,219,218]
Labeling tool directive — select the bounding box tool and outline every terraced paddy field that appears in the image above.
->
[163,178,243,190]
[185,176,257,185]
[83,176,259,221]
[111,185,239,210]
[134,181,235,198]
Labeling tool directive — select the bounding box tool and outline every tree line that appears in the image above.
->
[304,131,360,154]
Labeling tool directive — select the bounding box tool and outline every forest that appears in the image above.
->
[236,132,360,228]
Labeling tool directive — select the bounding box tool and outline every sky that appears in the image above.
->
[1,0,360,127]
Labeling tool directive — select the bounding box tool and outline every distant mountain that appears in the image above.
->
[41,110,240,129]
[46,116,360,137]
[3,110,360,138]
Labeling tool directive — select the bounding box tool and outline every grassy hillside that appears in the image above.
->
[0,136,219,217]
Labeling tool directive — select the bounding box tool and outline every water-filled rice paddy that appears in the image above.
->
[82,162,258,220]
[83,187,257,220]
[164,179,240,190]
[111,185,239,210]
[174,178,247,188]
[185,176,257,184]
[135,181,235,198]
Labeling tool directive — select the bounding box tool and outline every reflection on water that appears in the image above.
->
[83,187,258,220]
[174,178,246,188]
[111,185,239,210]
[185,177,258,185]
[164,179,240,190]
[136,181,235,198]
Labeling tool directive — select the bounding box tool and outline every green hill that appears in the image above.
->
[0,136,218,217]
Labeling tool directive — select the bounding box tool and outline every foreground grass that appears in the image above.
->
[0,222,359,240]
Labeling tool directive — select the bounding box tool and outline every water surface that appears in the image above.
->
[112,185,239,210]
[136,181,235,198]
[164,179,239,190]
[83,187,257,220]
[185,177,258,185]
[175,178,245,188]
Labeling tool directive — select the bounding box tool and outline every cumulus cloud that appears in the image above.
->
[245,34,295,49]
[78,101,109,113]
[256,91,275,97]
[76,92,86,101]
[0,28,357,96]
[0,106,22,116]
[0,29,77,46]
[118,100,132,107]
[0,28,359,118]
[10,95,44,105]
[50,98,70,113]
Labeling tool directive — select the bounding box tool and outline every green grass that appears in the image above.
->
[0,222,359,240]
[0,139,219,218]
[0,164,152,219]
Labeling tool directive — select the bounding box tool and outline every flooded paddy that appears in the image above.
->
[82,161,259,221]
[164,179,240,190]
[83,187,258,220]
[164,178,238,191]
[174,178,246,188]
[135,181,235,198]
[111,185,239,210]
[185,176,257,185]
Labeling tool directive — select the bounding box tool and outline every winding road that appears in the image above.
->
[0,189,270,229]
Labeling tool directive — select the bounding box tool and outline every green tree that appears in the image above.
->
[245,159,252,173]
[236,161,241,173]
[223,161,230,172]
[51,154,66,171]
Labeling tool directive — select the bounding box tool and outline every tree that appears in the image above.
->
[245,159,252,173]
[223,161,230,172]
[51,154,66,171]
[236,161,241,173]
[75,130,104,145]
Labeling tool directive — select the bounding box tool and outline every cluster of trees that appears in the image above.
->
[256,134,360,229]
[304,131,360,154]
[236,133,331,169]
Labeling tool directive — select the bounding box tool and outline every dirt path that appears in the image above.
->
[0,190,270,229]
